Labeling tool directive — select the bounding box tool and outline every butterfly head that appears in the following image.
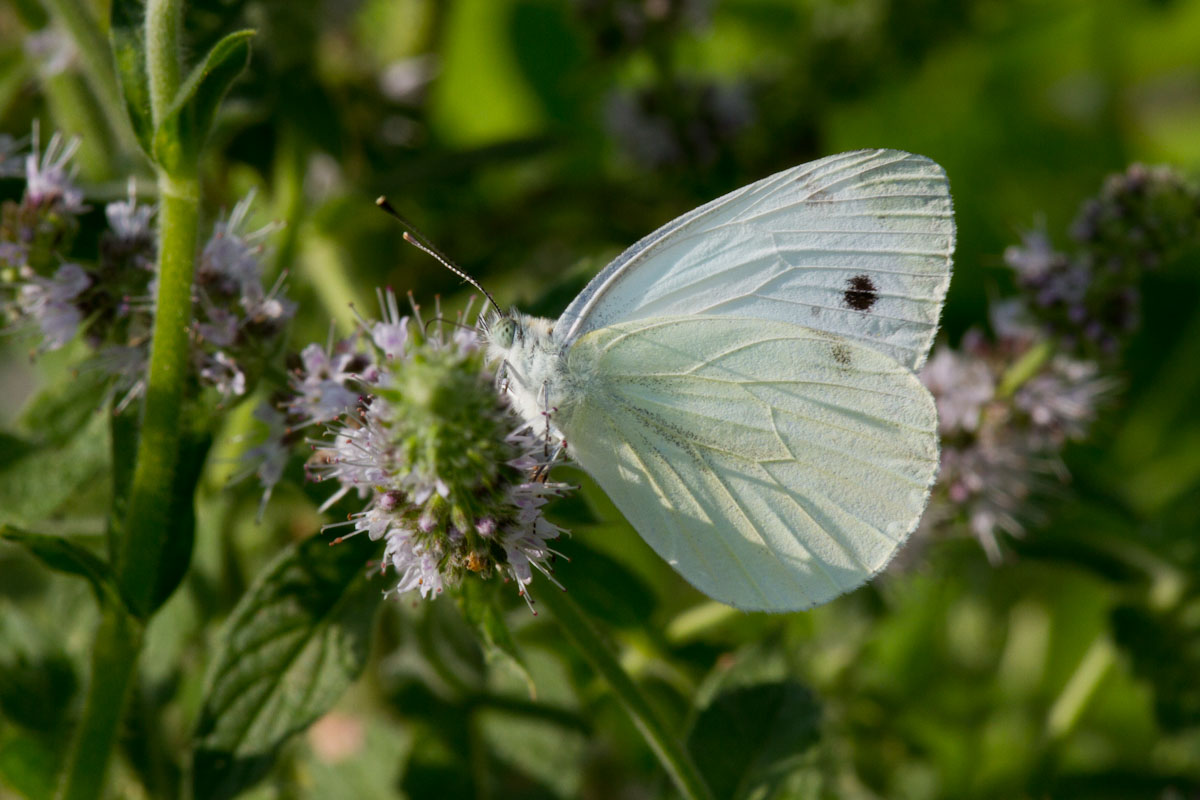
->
[486,313,520,349]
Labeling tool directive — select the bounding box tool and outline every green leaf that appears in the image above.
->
[0,412,110,528]
[687,682,822,800]
[0,640,78,735]
[191,532,383,800]
[17,368,112,445]
[106,410,139,561]
[0,732,59,800]
[454,578,536,697]
[148,432,211,613]
[1111,600,1200,731]
[153,29,253,174]
[550,539,656,629]
[109,0,154,156]
[0,526,118,605]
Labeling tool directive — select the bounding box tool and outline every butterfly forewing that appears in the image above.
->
[558,316,939,611]
[557,149,954,371]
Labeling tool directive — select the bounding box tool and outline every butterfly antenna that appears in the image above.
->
[375,196,504,317]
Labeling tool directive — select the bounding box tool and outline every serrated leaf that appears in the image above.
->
[454,578,536,697]
[191,532,382,800]
[0,526,118,605]
[687,681,822,800]
[0,411,110,528]
[109,0,154,156]
[153,29,253,174]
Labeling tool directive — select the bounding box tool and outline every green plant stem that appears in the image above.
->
[145,0,184,125]
[1031,632,1117,792]
[117,176,199,616]
[998,338,1053,398]
[538,589,715,800]
[39,0,137,158]
[56,604,144,800]
[1045,633,1116,742]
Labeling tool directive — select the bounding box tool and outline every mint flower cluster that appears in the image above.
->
[1005,163,1200,355]
[0,126,292,405]
[920,323,1111,561]
[261,291,570,608]
[919,164,1199,560]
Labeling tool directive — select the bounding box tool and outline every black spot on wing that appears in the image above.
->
[831,343,852,366]
[843,274,878,312]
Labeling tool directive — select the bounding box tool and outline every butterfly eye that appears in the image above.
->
[492,318,518,348]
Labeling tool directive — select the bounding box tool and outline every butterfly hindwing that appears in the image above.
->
[558,315,939,611]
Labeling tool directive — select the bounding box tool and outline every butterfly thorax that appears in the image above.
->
[483,312,576,438]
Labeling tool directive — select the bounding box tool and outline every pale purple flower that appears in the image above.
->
[1003,229,1059,284]
[24,129,84,213]
[199,191,279,300]
[24,29,76,78]
[17,263,90,350]
[105,180,156,244]
[235,404,294,519]
[199,350,247,398]
[288,341,362,425]
[0,241,25,268]
[91,344,149,413]
[1015,356,1111,443]
[371,287,409,359]
[921,347,994,434]
[195,304,240,347]
[383,532,445,599]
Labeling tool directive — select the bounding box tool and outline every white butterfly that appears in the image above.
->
[483,149,955,612]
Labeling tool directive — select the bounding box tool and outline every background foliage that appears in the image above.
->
[1,0,1199,798]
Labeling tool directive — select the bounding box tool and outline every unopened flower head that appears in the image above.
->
[1006,164,1200,356]
[296,290,570,609]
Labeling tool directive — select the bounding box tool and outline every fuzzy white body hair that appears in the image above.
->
[483,312,580,441]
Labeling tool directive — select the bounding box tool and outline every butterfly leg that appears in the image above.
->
[533,380,560,482]
[496,359,511,395]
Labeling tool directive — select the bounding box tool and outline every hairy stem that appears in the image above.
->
[144,0,184,126]
[538,589,715,800]
[116,176,199,616]
[56,605,144,800]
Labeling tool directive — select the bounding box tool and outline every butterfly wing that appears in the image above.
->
[558,315,939,611]
[557,149,954,371]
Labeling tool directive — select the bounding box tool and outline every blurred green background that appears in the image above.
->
[2,0,1200,798]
